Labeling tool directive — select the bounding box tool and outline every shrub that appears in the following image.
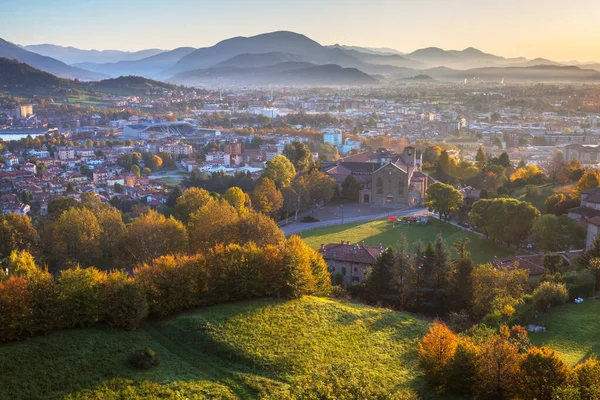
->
[103,270,148,330]
[128,348,160,370]
[300,215,320,223]
[532,281,568,311]
[57,266,106,328]
[446,310,472,333]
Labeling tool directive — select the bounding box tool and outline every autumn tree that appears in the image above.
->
[188,199,239,250]
[252,178,283,217]
[476,334,520,398]
[471,263,529,320]
[0,213,39,259]
[223,186,246,210]
[174,187,213,223]
[54,207,102,268]
[518,346,569,400]
[544,150,566,186]
[425,182,463,221]
[418,321,458,387]
[262,154,296,188]
[449,337,480,394]
[125,210,188,264]
[573,170,600,198]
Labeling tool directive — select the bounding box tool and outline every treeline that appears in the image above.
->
[419,321,600,400]
[0,236,330,343]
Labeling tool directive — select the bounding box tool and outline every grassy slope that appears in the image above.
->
[530,300,600,366]
[298,219,512,264]
[0,297,433,400]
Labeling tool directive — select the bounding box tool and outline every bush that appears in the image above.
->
[300,215,320,223]
[128,348,160,370]
[103,270,148,330]
[532,281,568,311]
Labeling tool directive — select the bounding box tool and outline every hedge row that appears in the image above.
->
[0,236,331,342]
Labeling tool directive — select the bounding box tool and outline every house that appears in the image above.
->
[0,194,30,215]
[567,187,600,248]
[318,241,383,286]
[491,252,575,283]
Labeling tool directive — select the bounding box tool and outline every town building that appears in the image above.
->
[318,241,383,286]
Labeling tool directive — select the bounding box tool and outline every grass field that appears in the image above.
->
[530,300,600,366]
[0,297,434,400]
[299,219,513,264]
[511,183,575,212]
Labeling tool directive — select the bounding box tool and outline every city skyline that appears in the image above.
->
[2,0,600,62]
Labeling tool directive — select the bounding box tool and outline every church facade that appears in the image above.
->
[325,147,431,208]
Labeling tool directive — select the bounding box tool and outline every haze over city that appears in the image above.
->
[2,0,600,61]
[3,1,600,399]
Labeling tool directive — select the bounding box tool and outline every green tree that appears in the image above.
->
[425,182,463,221]
[54,208,102,268]
[174,187,213,224]
[475,146,486,170]
[283,141,315,172]
[262,155,296,188]
[530,214,585,251]
[131,164,141,178]
[223,186,246,210]
[364,248,397,304]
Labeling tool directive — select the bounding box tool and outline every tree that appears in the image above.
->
[518,346,569,400]
[0,214,39,259]
[174,187,213,224]
[476,335,520,398]
[48,196,80,219]
[449,337,480,394]
[530,214,585,251]
[54,208,102,268]
[573,170,600,198]
[543,253,565,275]
[364,248,397,304]
[532,282,568,311]
[96,207,127,269]
[451,238,474,313]
[567,159,585,182]
[545,150,566,186]
[544,193,579,216]
[252,178,283,217]
[131,164,141,178]
[262,155,296,188]
[283,141,315,172]
[572,357,600,400]
[341,175,360,202]
[425,182,463,221]
[223,186,246,210]
[294,171,337,209]
[475,146,487,170]
[125,210,188,265]
[498,152,511,168]
[418,322,458,388]
[471,263,529,319]
[166,185,183,208]
[510,164,544,184]
[187,199,239,250]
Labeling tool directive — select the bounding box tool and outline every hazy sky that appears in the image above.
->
[2,0,600,61]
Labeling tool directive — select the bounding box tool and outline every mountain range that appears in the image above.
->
[4,31,600,86]
[22,44,164,64]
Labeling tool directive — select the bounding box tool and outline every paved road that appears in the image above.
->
[281,207,431,235]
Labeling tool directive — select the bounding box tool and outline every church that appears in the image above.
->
[324,147,432,207]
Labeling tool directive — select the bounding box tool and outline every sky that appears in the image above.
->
[1,0,600,62]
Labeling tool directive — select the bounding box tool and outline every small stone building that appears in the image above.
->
[318,241,383,286]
